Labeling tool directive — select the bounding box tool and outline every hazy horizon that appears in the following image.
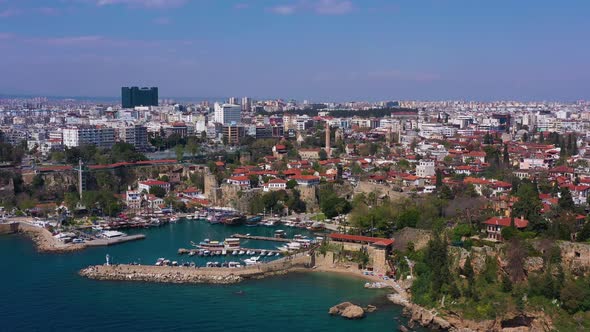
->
[1,0,589,101]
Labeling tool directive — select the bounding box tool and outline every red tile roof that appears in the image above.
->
[38,165,73,172]
[140,180,168,186]
[484,217,528,228]
[329,233,394,247]
[229,176,250,181]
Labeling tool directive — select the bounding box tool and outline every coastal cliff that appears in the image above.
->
[389,292,552,332]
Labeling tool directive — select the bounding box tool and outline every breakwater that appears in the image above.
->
[0,222,19,235]
[80,253,313,284]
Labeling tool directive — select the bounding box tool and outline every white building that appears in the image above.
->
[138,180,170,194]
[263,179,287,192]
[416,160,436,178]
[214,103,241,125]
[62,127,115,149]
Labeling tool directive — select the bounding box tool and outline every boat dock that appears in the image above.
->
[177,247,282,256]
[231,233,291,243]
[85,234,146,247]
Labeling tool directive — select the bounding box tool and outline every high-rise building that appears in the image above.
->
[62,127,115,149]
[214,103,241,125]
[122,125,149,151]
[228,97,238,105]
[122,87,159,108]
[241,97,252,111]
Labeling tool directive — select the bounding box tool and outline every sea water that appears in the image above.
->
[0,221,424,331]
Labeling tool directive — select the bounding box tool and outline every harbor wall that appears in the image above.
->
[80,253,313,284]
[0,222,18,235]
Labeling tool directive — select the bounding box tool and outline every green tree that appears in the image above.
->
[149,186,166,198]
[558,187,575,211]
[32,174,44,188]
[435,169,443,188]
[249,174,259,188]
[560,279,590,314]
[175,144,185,161]
[286,179,298,189]
[319,148,328,161]
[501,273,512,292]
[186,137,199,159]
[512,181,544,231]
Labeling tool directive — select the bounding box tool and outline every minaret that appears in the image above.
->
[325,122,331,157]
[78,159,84,199]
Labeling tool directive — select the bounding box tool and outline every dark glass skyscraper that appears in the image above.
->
[121,87,159,108]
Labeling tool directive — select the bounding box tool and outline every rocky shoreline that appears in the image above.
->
[16,223,86,253]
[388,291,553,332]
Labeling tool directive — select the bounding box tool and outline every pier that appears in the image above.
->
[79,252,313,284]
[85,234,146,247]
[177,247,282,256]
[231,233,291,243]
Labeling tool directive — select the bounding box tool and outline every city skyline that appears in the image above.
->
[1,0,589,101]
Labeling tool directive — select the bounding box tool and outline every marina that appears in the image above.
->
[230,233,292,243]
[0,212,410,331]
[177,247,282,256]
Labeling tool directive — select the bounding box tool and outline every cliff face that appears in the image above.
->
[555,241,590,276]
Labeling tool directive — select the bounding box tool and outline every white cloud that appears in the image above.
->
[94,0,187,9]
[269,5,297,15]
[268,0,353,16]
[0,8,21,17]
[45,35,105,45]
[313,0,353,15]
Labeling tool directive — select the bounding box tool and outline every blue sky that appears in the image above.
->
[0,0,589,101]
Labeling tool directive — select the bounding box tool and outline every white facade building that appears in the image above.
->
[214,103,241,125]
[62,127,115,148]
[416,160,436,178]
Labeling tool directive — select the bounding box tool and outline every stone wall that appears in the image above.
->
[354,181,406,201]
[326,241,389,274]
[0,222,18,235]
[558,241,590,275]
[392,227,432,252]
[298,186,318,212]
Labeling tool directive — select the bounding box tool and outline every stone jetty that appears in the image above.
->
[80,253,313,284]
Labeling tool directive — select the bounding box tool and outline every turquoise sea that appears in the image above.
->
[0,221,423,331]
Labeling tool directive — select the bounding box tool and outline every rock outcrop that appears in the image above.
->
[329,302,365,319]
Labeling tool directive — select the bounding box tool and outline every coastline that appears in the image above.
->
[13,222,87,253]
